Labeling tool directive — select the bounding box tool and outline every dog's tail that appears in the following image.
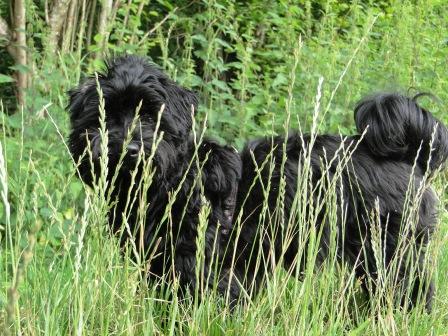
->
[354,92,448,173]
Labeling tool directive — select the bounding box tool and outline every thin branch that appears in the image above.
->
[13,0,27,106]
[137,7,177,47]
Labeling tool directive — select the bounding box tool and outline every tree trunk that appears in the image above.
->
[13,0,27,107]
[86,0,97,47]
[0,17,15,58]
[62,0,77,52]
[70,0,80,51]
[76,0,87,59]
[95,0,113,59]
[48,0,72,52]
[110,0,122,25]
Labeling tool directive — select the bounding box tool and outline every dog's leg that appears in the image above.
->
[346,209,435,312]
[405,254,435,312]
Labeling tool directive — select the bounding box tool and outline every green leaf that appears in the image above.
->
[93,33,104,43]
[272,73,287,88]
[0,74,15,83]
[9,64,30,73]
[211,78,229,92]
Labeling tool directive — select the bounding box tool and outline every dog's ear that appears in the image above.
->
[67,78,96,121]
[180,87,199,114]
[166,85,198,137]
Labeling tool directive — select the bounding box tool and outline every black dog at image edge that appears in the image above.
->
[68,55,448,310]
[231,91,448,311]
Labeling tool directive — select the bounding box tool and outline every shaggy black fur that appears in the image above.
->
[230,92,448,310]
[67,55,447,310]
[67,55,241,297]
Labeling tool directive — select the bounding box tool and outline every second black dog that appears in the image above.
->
[230,92,448,311]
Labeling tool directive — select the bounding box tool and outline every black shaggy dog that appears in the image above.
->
[231,92,448,310]
[67,55,241,298]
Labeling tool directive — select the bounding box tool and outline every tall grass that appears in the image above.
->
[1,78,447,335]
[1,1,448,335]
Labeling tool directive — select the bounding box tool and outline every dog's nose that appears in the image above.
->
[127,143,140,158]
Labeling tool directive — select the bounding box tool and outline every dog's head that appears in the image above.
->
[67,55,198,186]
[199,140,242,234]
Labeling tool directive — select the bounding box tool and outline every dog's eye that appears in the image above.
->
[138,107,153,120]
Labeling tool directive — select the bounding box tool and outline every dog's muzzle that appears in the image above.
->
[221,182,238,235]
[127,142,140,159]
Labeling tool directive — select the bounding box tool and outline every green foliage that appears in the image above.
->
[1,0,448,334]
